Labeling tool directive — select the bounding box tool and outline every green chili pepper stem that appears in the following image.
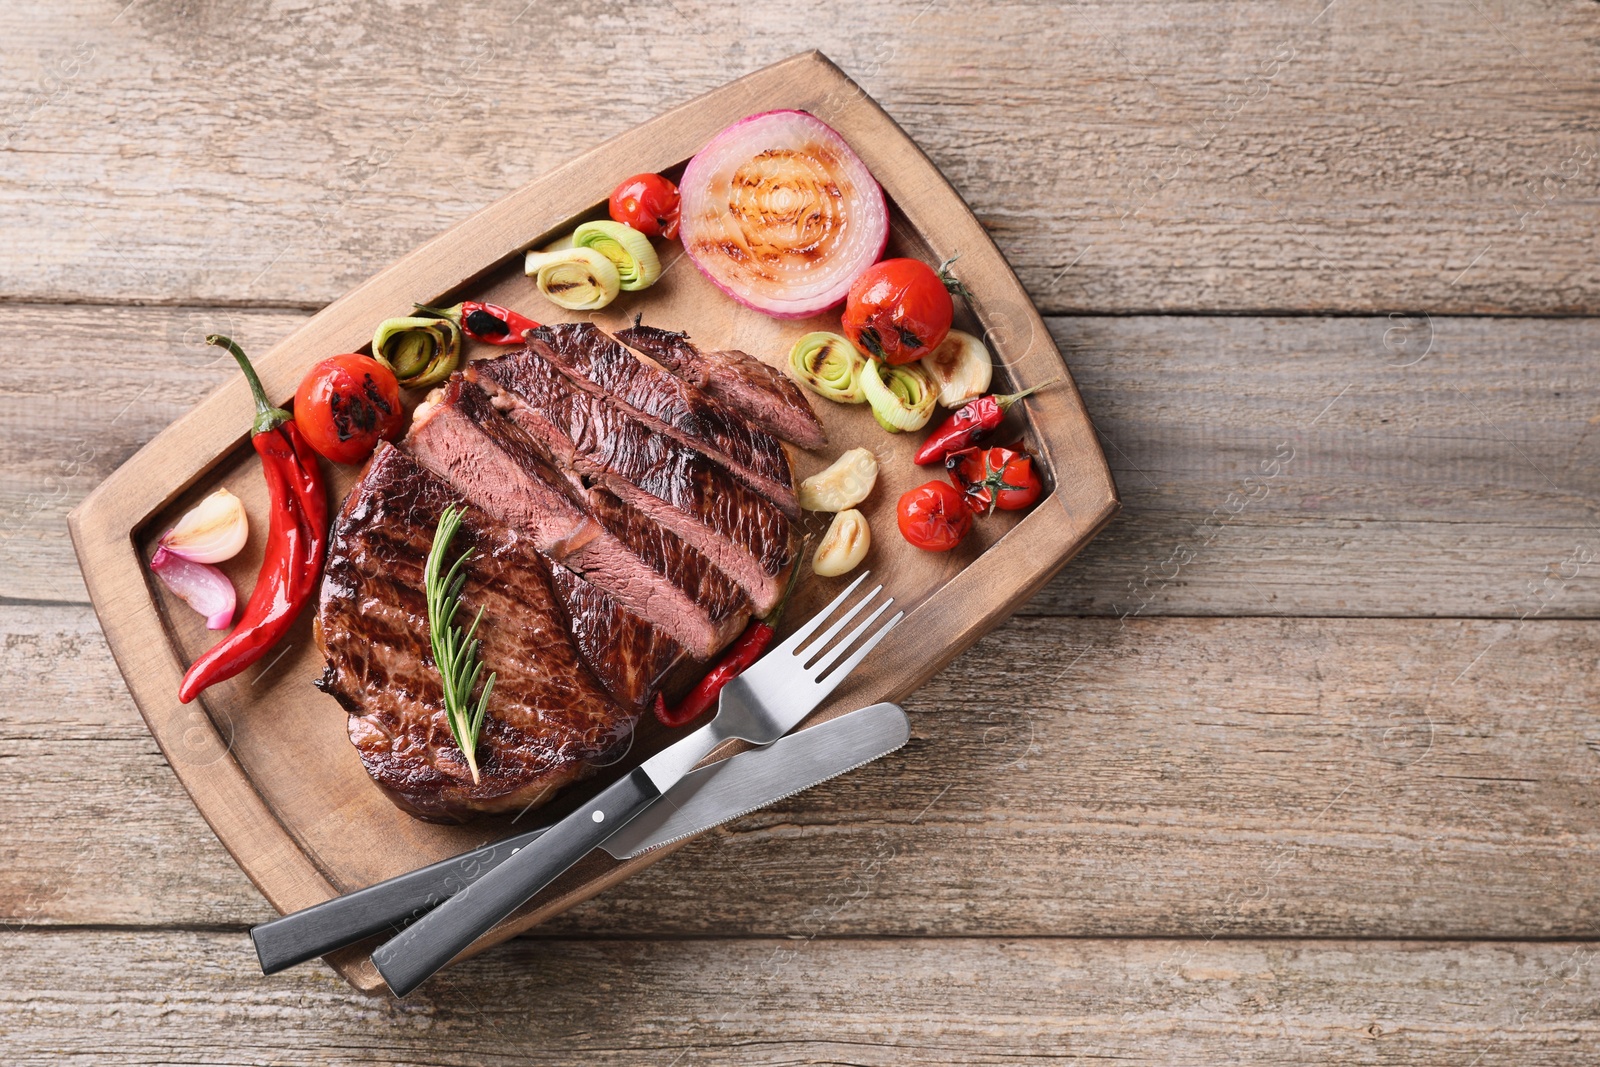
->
[995,377,1063,412]
[207,334,291,436]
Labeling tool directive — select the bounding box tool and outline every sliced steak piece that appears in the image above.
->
[404,376,749,658]
[315,442,636,822]
[527,323,800,517]
[548,566,687,710]
[470,348,796,614]
[617,323,827,449]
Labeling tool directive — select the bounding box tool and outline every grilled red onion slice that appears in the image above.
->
[679,110,888,318]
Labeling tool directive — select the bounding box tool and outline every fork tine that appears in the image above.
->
[771,572,869,657]
[798,582,884,666]
[805,608,905,703]
[771,572,868,657]
[808,594,895,677]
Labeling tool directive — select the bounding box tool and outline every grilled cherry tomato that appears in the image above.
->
[609,173,681,239]
[293,353,403,465]
[896,479,973,552]
[842,257,960,365]
[946,445,1043,515]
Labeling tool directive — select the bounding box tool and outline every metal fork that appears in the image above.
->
[372,572,903,996]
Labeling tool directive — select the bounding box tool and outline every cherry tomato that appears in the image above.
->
[946,445,1043,515]
[896,480,973,552]
[841,258,956,365]
[293,353,404,465]
[609,173,681,239]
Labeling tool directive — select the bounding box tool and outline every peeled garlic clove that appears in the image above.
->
[798,447,879,512]
[159,488,249,563]
[813,509,871,577]
[921,329,993,408]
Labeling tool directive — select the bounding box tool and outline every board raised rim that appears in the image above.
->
[68,51,1118,995]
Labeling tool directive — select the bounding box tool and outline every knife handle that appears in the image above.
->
[249,826,547,974]
[372,766,661,996]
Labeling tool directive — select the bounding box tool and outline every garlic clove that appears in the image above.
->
[159,488,249,563]
[813,509,871,577]
[150,546,238,629]
[798,447,879,512]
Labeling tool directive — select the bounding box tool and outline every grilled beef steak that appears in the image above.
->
[470,347,796,613]
[548,567,686,710]
[405,377,750,658]
[315,320,800,824]
[617,324,827,450]
[526,323,800,517]
[315,444,640,822]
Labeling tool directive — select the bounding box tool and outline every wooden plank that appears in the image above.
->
[7,605,1597,938]
[0,306,306,602]
[3,930,1598,1062]
[2,2,1597,313]
[11,307,1600,618]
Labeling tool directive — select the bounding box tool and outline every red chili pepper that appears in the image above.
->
[178,336,328,704]
[912,379,1060,466]
[653,562,803,728]
[413,301,541,345]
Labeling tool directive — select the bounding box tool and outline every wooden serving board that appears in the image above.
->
[68,51,1117,995]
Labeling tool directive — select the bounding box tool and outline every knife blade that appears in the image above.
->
[251,701,910,975]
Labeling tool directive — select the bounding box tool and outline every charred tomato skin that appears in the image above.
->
[842,258,954,365]
[294,353,404,465]
[896,479,973,552]
[610,173,681,239]
[947,445,1044,514]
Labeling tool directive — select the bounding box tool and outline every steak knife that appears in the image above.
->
[251,700,910,975]
[374,574,902,995]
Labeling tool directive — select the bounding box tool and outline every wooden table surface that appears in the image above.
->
[4,1,1598,1062]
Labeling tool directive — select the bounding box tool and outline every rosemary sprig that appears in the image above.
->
[424,503,496,784]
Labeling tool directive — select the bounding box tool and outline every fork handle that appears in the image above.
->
[371,767,661,996]
[249,825,548,974]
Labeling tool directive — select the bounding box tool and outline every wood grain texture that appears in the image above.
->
[1,1,1597,313]
[7,605,1597,940]
[5,0,1598,1052]
[4,930,1598,1064]
[9,307,1599,619]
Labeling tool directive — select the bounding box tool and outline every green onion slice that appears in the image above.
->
[372,315,462,389]
[788,331,867,404]
[860,358,938,433]
[571,220,661,291]
[524,247,623,310]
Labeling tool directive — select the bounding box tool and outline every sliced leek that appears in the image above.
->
[921,329,993,408]
[524,247,622,311]
[788,331,867,404]
[571,220,661,291]
[861,358,938,433]
[373,315,462,389]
